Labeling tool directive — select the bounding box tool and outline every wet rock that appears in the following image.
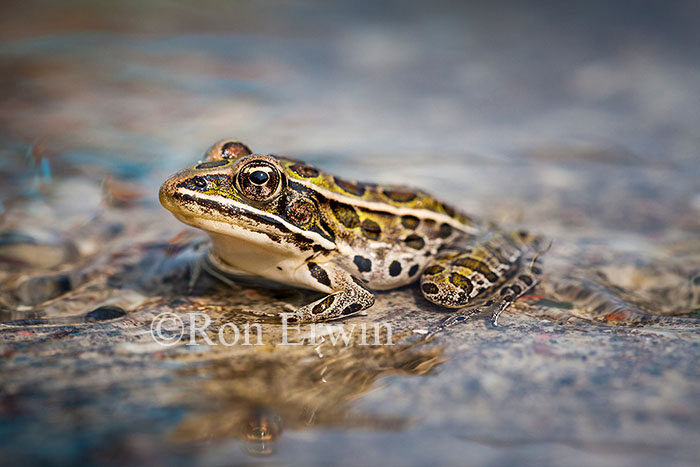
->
[0,229,78,270]
[12,273,73,306]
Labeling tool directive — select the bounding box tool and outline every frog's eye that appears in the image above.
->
[236,160,284,202]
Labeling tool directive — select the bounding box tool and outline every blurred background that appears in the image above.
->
[1,1,699,466]
[1,0,699,217]
[1,0,699,238]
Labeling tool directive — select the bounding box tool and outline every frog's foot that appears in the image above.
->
[292,265,375,322]
[429,299,519,337]
[419,239,544,320]
[432,307,484,334]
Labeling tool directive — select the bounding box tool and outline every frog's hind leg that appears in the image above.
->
[420,231,544,324]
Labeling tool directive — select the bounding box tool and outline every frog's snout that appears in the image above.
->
[158,175,179,213]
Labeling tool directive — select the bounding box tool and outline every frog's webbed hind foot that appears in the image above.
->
[488,300,511,327]
[432,296,524,336]
[428,301,510,338]
[419,230,545,323]
[291,264,375,322]
[433,307,484,333]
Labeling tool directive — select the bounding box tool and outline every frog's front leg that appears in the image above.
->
[294,262,375,322]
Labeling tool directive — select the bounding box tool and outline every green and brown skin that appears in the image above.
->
[159,139,546,321]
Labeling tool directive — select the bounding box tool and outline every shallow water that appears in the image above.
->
[1,1,699,466]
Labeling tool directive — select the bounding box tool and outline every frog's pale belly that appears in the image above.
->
[208,232,334,293]
[159,139,546,321]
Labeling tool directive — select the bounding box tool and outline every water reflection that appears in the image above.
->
[242,407,283,456]
[170,327,444,455]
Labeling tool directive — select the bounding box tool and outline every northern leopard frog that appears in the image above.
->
[159,139,545,321]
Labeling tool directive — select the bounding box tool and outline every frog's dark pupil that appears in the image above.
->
[250,170,269,185]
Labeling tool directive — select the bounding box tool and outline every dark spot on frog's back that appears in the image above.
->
[423,265,444,275]
[438,223,453,238]
[330,200,360,228]
[196,160,229,169]
[404,234,425,250]
[334,177,366,197]
[408,264,419,277]
[454,257,499,282]
[383,188,417,202]
[361,219,382,240]
[401,215,420,229]
[421,282,439,295]
[290,164,319,178]
[389,261,402,277]
[307,262,331,287]
[354,255,372,273]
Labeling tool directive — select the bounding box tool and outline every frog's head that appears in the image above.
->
[159,139,335,252]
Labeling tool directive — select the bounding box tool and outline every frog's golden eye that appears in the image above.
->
[236,160,284,202]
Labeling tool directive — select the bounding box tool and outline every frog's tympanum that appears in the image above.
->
[160,140,546,321]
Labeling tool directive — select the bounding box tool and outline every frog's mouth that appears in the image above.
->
[159,180,336,252]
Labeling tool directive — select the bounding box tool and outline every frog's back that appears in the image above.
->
[274,155,545,303]
[270,155,484,289]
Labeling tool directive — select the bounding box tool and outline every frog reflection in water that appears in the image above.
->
[171,333,444,455]
[159,139,546,322]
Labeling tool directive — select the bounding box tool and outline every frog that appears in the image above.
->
[159,139,546,322]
